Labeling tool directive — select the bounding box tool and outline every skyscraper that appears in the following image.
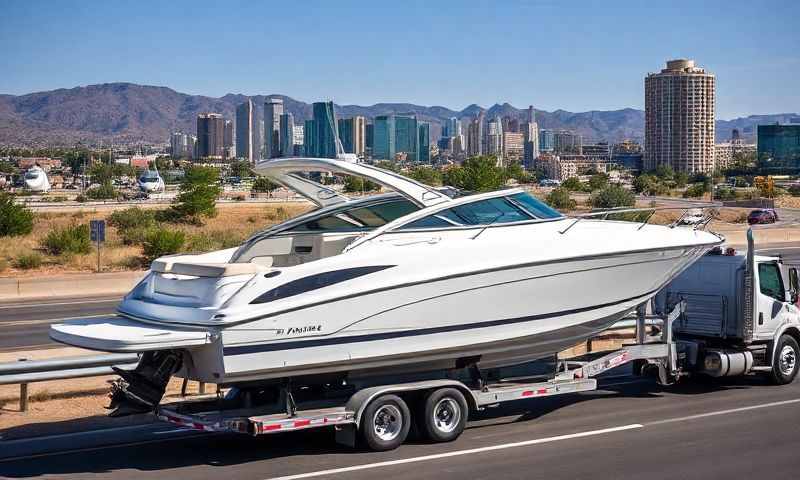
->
[304,120,316,159]
[418,122,431,163]
[522,121,539,167]
[170,132,188,159]
[487,117,503,156]
[264,98,283,159]
[553,131,582,154]
[395,115,418,161]
[235,99,255,163]
[365,123,374,157]
[196,113,225,159]
[374,115,396,160]
[757,124,800,172]
[312,101,339,158]
[467,116,482,156]
[337,116,366,157]
[279,113,295,157]
[645,59,716,173]
[223,120,234,158]
[539,129,554,152]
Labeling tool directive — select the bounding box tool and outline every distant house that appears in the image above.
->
[17,157,62,171]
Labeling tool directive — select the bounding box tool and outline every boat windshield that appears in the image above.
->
[398,192,561,229]
[287,198,419,232]
[25,171,40,179]
[140,174,159,182]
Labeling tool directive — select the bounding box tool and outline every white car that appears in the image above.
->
[678,208,705,226]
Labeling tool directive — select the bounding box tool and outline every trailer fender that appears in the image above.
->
[347,379,476,428]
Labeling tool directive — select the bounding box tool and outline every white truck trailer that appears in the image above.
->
[157,229,800,451]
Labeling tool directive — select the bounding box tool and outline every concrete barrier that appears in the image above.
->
[0,271,146,301]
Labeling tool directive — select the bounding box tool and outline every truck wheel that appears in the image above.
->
[360,394,410,451]
[770,335,799,385]
[422,388,468,443]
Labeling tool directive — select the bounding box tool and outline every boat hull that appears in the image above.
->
[215,245,708,383]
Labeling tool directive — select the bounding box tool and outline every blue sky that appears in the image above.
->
[1,0,798,119]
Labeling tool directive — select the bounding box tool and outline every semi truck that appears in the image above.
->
[157,229,800,451]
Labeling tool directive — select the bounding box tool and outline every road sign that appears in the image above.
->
[90,220,106,243]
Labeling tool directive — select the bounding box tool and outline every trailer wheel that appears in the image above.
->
[421,388,468,443]
[770,335,799,385]
[360,394,411,451]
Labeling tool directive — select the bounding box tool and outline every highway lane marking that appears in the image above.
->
[0,314,110,327]
[645,398,800,426]
[0,298,120,309]
[266,424,644,480]
[267,397,800,480]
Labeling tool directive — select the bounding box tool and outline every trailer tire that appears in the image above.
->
[421,388,468,443]
[770,335,799,385]
[360,394,411,451]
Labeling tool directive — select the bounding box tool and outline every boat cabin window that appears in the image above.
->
[399,192,561,230]
[288,199,418,232]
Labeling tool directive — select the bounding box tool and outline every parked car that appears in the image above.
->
[748,208,778,225]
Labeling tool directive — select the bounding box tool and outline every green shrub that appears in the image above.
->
[590,185,635,209]
[42,224,91,255]
[142,227,185,261]
[14,252,43,270]
[683,183,707,198]
[0,193,35,237]
[119,225,153,246]
[75,194,87,203]
[252,176,279,193]
[560,177,584,192]
[107,207,156,231]
[85,182,118,200]
[545,187,577,210]
[185,230,244,253]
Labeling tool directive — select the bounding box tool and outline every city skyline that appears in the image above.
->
[1,1,798,119]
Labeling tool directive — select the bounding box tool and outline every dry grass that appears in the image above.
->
[0,202,311,276]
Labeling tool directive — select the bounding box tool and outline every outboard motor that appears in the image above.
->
[108,350,182,417]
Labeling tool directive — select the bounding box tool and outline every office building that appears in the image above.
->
[223,120,234,158]
[293,124,304,156]
[503,132,524,164]
[338,116,366,156]
[539,129,554,152]
[487,117,503,157]
[310,101,339,158]
[170,132,188,159]
[522,121,539,167]
[365,123,374,157]
[278,113,295,157]
[235,100,255,163]
[645,59,716,173]
[395,115,418,161]
[757,124,800,172]
[553,131,582,155]
[303,120,316,159]
[196,113,225,159]
[373,115,396,160]
[467,116,482,156]
[418,122,431,163]
[264,98,283,158]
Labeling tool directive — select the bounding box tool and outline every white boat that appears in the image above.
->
[50,157,723,415]
[23,165,50,192]
[138,168,165,193]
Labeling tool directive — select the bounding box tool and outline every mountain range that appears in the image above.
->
[0,83,796,147]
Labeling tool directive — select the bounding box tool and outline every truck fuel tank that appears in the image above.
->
[701,350,754,377]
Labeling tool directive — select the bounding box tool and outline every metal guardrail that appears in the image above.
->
[0,318,656,413]
[0,354,139,412]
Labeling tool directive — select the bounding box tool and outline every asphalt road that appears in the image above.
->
[1,374,798,479]
[0,296,120,351]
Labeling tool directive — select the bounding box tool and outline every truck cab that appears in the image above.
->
[658,231,800,384]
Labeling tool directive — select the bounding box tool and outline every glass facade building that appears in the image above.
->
[539,129,554,152]
[279,113,295,158]
[303,120,316,159]
[312,101,339,158]
[374,115,396,160]
[395,115,418,161]
[418,122,431,163]
[757,124,800,172]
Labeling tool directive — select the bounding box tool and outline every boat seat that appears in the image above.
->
[152,260,268,277]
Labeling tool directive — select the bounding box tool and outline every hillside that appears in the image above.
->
[0,83,794,147]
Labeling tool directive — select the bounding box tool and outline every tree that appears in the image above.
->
[170,166,221,220]
[228,159,254,178]
[0,161,16,174]
[545,187,577,211]
[408,166,442,186]
[674,172,689,188]
[587,173,609,192]
[85,181,118,200]
[653,164,675,181]
[0,193,34,237]
[683,183,707,198]
[374,161,401,173]
[343,176,380,193]
[590,185,635,209]
[442,156,505,192]
[252,176,279,193]
[561,177,584,192]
